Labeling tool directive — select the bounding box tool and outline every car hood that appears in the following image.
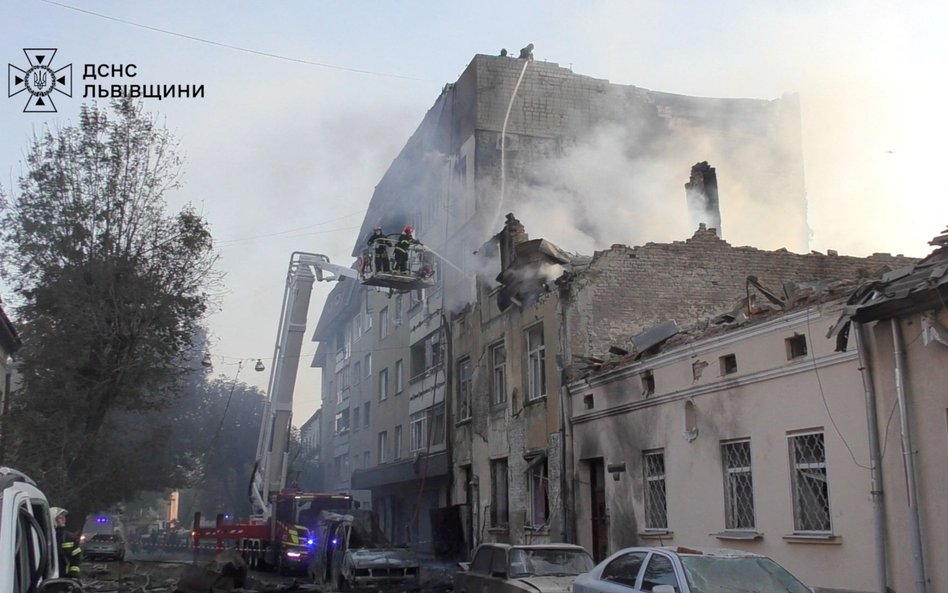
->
[346,547,419,568]
[514,575,578,593]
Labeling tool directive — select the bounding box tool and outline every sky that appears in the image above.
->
[2,0,946,424]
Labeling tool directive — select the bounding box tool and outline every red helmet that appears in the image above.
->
[404,225,414,234]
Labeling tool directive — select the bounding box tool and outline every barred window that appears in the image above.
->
[789,431,831,532]
[722,440,755,530]
[643,450,667,530]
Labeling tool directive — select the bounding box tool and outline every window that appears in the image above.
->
[786,334,808,359]
[490,458,509,527]
[394,425,403,459]
[364,353,372,378]
[335,366,350,404]
[394,294,404,326]
[720,354,737,375]
[395,359,404,394]
[364,292,373,331]
[722,439,755,530]
[409,403,445,452]
[789,431,831,532]
[334,454,349,481]
[379,368,389,401]
[457,357,473,421]
[363,401,370,428]
[641,370,655,397]
[470,546,493,574]
[334,408,350,434]
[379,306,389,339]
[410,330,443,378]
[490,341,507,405]
[363,450,370,468]
[643,450,667,530]
[525,324,546,400]
[641,554,679,591]
[527,455,549,528]
[378,431,388,463]
[353,360,362,384]
[601,552,647,587]
[352,406,361,432]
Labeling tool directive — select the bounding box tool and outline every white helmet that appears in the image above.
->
[49,506,67,524]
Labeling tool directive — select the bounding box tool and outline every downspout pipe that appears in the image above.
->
[891,318,928,593]
[853,322,888,593]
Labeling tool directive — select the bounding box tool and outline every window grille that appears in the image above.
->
[643,450,667,529]
[789,431,831,532]
[722,440,755,529]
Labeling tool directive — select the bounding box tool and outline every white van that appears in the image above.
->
[0,467,82,593]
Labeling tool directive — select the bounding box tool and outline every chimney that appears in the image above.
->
[685,161,723,237]
[499,212,529,270]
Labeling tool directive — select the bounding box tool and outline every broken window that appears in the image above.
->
[788,431,831,533]
[457,357,473,421]
[491,458,509,528]
[526,454,549,528]
[786,334,808,359]
[525,324,546,401]
[722,439,755,530]
[490,341,507,405]
[720,354,737,375]
[641,370,655,397]
[410,330,443,379]
[334,408,350,434]
[643,449,667,530]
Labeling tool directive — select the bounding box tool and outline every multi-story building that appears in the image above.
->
[311,52,813,557]
[0,300,21,461]
[450,214,913,563]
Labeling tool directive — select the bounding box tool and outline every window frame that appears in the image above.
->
[721,438,756,530]
[379,368,389,401]
[525,324,546,401]
[457,356,473,421]
[643,449,668,530]
[788,430,832,533]
[378,430,388,464]
[490,341,507,406]
[490,458,509,528]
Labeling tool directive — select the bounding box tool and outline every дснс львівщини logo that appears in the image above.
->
[8,48,72,112]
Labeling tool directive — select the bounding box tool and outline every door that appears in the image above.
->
[589,459,609,562]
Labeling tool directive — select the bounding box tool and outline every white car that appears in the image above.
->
[0,466,82,593]
[572,546,810,593]
[455,543,594,593]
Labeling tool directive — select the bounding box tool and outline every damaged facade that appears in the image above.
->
[450,213,914,579]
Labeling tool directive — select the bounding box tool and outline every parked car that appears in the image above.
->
[572,546,810,593]
[0,466,82,593]
[84,533,126,561]
[454,543,593,593]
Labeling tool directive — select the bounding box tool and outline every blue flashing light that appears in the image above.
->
[307,538,315,546]
[331,537,338,546]
[95,516,109,524]
[224,514,231,520]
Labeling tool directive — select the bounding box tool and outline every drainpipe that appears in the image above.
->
[890,318,927,593]
[853,322,888,593]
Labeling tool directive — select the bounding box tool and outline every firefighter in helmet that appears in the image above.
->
[50,507,82,580]
[366,225,391,273]
[393,225,420,273]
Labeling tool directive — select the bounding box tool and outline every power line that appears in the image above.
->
[40,0,431,82]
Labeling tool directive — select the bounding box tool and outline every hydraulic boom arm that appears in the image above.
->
[250,252,356,519]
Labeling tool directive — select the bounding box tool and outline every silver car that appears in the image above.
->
[572,546,810,593]
[455,543,594,593]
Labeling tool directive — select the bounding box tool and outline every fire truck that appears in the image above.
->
[191,246,436,574]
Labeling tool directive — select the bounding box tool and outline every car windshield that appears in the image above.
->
[681,556,810,593]
[509,548,594,577]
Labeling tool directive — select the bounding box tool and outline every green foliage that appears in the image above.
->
[0,99,220,519]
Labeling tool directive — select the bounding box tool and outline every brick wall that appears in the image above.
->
[564,225,917,358]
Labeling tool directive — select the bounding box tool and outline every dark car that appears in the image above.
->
[84,533,126,561]
[454,543,594,593]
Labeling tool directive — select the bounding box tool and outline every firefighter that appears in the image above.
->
[393,225,420,273]
[49,507,82,580]
[519,43,535,61]
[366,226,391,273]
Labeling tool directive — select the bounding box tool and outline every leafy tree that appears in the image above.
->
[0,99,219,528]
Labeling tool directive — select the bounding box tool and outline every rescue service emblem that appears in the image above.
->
[8,48,72,112]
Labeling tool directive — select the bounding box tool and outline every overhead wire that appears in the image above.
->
[39,0,432,82]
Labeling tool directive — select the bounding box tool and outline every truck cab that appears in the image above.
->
[0,466,82,593]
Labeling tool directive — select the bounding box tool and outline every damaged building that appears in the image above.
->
[309,52,821,561]
[449,213,914,567]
